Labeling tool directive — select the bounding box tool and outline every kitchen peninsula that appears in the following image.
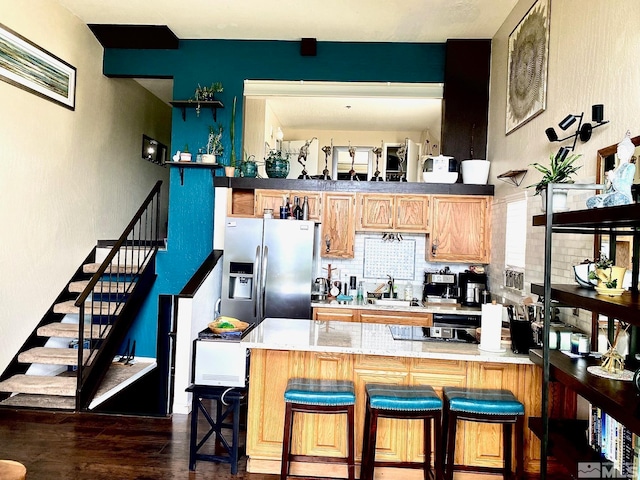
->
[242,318,564,478]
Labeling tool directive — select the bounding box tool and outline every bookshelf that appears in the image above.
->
[531,185,640,479]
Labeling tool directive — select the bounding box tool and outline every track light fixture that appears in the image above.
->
[544,104,609,152]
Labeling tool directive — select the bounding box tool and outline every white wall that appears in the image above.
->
[487,0,640,328]
[0,0,171,373]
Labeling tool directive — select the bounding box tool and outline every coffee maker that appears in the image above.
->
[458,271,487,307]
[422,271,458,301]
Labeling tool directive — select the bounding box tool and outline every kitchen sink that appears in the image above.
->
[369,299,412,307]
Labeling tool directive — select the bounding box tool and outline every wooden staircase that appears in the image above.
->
[0,181,162,412]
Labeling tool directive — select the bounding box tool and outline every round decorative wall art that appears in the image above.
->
[506,0,550,134]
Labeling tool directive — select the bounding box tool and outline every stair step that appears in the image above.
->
[18,347,89,366]
[0,393,75,410]
[37,322,111,339]
[68,280,135,294]
[83,263,140,275]
[0,375,76,396]
[53,300,123,316]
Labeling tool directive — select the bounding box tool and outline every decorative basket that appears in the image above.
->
[208,317,250,334]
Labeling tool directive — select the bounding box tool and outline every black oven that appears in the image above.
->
[433,313,481,329]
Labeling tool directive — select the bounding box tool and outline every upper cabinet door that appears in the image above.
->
[358,195,394,231]
[321,193,356,258]
[429,195,491,263]
[395,195,430,233]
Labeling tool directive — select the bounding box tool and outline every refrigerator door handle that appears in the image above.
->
[260,245,268,320]
[254,245,261,319]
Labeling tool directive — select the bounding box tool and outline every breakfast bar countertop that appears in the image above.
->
[311,299,482,315]
[242,318,532,365]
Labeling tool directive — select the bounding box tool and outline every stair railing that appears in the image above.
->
[74,181,162,407]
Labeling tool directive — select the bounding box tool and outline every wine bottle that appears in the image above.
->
[292,196,303,220]
[302,196,309,220]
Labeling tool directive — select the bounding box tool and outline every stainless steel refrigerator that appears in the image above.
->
[221,217,316,323]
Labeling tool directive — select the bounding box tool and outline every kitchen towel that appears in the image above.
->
[479,302,506,353]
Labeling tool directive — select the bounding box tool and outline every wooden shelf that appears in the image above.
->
[531,283,640,327]
[532,203,640,230]
[528,416,605,479]
[497,169,527,187]
[168,161,224,185]
[169,100,224,121]
[530,349,640,437]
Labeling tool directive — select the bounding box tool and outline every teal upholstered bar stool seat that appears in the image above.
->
[442,387,525,480]
[361,384,443,480]
[280,378,356,480]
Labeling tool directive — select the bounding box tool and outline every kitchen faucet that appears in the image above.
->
[386,275,395,298]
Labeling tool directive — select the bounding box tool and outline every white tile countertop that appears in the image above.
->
[242,318,532,365]
[311,299,482,314]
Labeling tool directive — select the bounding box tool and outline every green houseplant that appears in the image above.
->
[225,96,238,177]
[528,151,582,211]
[588,252,626,293]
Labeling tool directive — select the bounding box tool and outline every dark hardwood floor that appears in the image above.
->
[0,404,278,480]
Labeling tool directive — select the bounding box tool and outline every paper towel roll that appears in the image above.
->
[479,302,506,352]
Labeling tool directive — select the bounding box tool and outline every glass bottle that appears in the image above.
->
[284,196,291,219]
[292,196,303,220]
[302,196,309,220]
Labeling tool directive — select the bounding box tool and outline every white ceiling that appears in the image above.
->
[58,0,517,132]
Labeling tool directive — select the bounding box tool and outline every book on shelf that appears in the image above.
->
[589,404,639,479]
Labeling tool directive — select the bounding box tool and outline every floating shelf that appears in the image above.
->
[168,161,224,185]
[169,100,224,121]
[497,169,528,187]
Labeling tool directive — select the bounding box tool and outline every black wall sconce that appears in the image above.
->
[142,134,167,165]
[545,104,609,157]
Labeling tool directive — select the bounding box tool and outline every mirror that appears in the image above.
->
[594,135,640,281]
[242,81,442,180]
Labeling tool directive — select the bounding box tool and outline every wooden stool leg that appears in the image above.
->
[280,403,294,480]
[364,407,378,480]
[423,415,432,480]
[361,402,372,480]
[503,423,512,480]
[445,411,457,480]
[515,415,524,480]
[347,404,355,480]
[433,412,443,480]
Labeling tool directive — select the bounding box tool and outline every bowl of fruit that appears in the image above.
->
[208,316,250,334]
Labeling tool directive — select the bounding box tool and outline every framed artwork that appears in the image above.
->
[0,23,76,110]
[506,0,549,134]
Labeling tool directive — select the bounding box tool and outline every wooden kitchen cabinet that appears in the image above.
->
[357,194,429,233]
[313,307,359,322]
[254,189,321,220]
[428,195,491,263]
[321,192,356,258]
[313,307,432,326]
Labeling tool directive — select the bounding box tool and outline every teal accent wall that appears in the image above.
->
[105,39,446,356]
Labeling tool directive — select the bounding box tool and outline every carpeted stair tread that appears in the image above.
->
[68,280,135,293]
[0,375,76,396]
[18,347,89,365]
[37,322,111,339]
[83,263,139,274]
[0,393,75,410]
[53,300,123,315]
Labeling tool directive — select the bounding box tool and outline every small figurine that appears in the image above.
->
[321,144,332,180]
[587,130,636,208]
[370,146,383,181]
[297,137,317,179]
[348,144,360,181]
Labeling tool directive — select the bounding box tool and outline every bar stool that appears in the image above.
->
[442,387,524,480]
[280,378,356,480]
[361,384,443,480]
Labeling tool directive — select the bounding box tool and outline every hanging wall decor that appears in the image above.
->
[505,0,549,134]
[0,23,77,110]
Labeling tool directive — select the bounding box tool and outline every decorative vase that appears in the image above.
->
[240,161,258,178]
[593,266,627,296]
[461,159,490,185]
[225,166,236,177]
[540,190,568,212]
[202,154,216,164]
[265,155,290,178]
[179,152,192,162]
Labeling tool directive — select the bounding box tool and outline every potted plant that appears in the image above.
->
[179,144,192,162]
[240,151,258,178]
[264,149,290,178]
[528,151,582,212]
[588,252,626,295]
[203,124,223,164]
